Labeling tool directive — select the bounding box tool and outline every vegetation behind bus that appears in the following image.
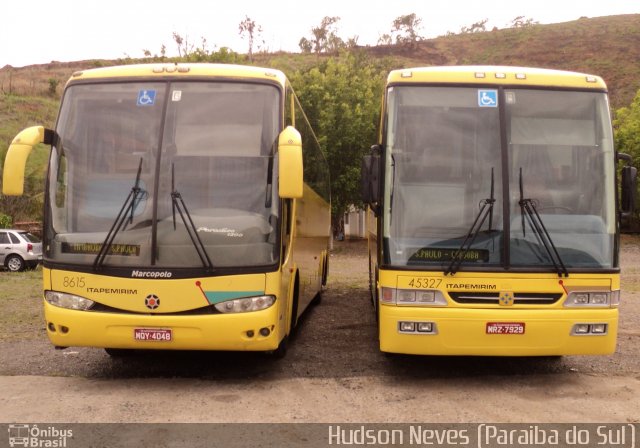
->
[2,14,640,230]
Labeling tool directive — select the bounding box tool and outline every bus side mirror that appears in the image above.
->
[2,126,52,196]
[620,165,637,218]
[278,126,303,199]
[361,145,381,213]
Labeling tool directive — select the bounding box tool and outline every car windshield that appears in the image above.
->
[47,81,281,270]
[382,86,616,271]
[19,232,41,243]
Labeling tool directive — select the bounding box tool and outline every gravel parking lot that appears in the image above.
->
[0,238,638,423]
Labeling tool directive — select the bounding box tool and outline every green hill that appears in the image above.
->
[1,14,639,109]
[366,14,640,109]
[1,13,639,224]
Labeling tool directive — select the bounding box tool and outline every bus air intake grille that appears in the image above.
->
[448,292,562,305]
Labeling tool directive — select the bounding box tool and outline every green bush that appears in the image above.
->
[0,213,12,228]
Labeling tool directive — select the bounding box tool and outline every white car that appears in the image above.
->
[0,229,43,271]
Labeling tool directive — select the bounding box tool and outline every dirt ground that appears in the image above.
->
[0,238,639,423]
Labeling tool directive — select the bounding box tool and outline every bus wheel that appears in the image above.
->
[289,275,300,336]
[270,335,288,359]
[104,348,133,357]
[322,251,329,287]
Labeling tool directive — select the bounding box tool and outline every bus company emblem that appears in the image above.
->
[499,291,514,306]
[145,294,160,310]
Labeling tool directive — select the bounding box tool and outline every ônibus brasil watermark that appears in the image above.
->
[7,424,72,448]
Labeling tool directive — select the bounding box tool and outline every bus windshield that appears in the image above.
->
[47,81,281,270]
[383,86,616,270]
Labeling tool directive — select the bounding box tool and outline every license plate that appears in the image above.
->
[134,328,172,342]
[486,322,525,335]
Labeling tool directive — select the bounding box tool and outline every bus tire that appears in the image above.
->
[322,251,329,287]
[271,335,288,358]
[289,274,300,336]
[104,348,133,357]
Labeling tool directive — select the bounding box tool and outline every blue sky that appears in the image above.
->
[2,0,638,67]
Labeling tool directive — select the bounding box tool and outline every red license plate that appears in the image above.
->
[134,328,172,342]
[486,322,525,335]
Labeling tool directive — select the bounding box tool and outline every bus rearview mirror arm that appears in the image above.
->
[361,144,381,216]
[617,152,637,220]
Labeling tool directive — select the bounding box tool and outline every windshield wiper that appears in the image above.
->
[171,163,215,272]
[518,167,568,277]
[445,167,496,276]
[389,153,396,224]
[93,158,147,270]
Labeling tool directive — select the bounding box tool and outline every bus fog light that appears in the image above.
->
[573,324,590,334]
[591,324,607,334]
[399,321,415,332]
[417,322,433,333]
[45,290,94,311]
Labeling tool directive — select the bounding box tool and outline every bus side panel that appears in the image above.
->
[292,183,330,315]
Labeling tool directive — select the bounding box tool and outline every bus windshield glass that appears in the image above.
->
[383,86,615,270]
[47,81,281,269]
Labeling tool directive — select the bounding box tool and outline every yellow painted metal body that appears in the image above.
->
[43,267,290,351]
[2,126,45,196]
[387,66,607,90]
[374,66,619,356]
[2,63,330,352]
[377,270,619,356]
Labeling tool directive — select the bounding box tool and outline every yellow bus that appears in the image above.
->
[3,63,330,357]
[361,66,636,356]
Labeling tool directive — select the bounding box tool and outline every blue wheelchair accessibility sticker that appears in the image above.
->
[478,90,498,107]
[137,90,156,106]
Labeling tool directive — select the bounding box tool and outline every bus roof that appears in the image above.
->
[387,66,607,90]
[67,63,288,87]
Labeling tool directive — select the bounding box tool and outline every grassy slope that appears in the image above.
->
[0,14,638,218]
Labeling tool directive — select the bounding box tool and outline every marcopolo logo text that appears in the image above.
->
[131,270,173,279]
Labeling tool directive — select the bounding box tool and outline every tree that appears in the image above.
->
[298,37,313,53]
[238,15,263,62]
[290,53,393,230]
[390,13,423,47]
[299,16,345,54]
[509,16,539,28]
[614,89,640,164]
[377,33,393,46]
[172,32,195,58]
[460,18,489,33]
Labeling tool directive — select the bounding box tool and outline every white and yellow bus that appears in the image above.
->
[362,66,636,356]
[3,63,330,357]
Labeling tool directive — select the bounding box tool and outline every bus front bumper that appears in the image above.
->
[44,301,282,352]
[379,305,618,356]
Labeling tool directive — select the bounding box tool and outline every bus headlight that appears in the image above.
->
[45,290,95,311]
[214,295,275,313]
[564,290,618,308]
[380,288,447,306]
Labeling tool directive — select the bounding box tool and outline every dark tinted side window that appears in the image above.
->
[9,233,20,244]
[0,233,9,244]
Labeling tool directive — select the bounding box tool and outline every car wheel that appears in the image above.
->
[6,255,25,272]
